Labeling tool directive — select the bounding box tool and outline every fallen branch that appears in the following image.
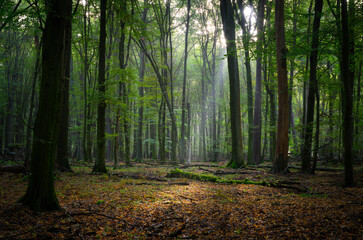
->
[179,164,221,169]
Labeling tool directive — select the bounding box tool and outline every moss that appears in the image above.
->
[167,169,269,186]
[167,168,219,182]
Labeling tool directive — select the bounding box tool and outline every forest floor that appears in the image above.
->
[0,160,362,239]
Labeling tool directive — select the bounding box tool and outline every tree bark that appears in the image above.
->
[180,0,191,163]
[301,0,323,173]
[24,35,41,166]
[235,0,253,165]
[56,1,72,172]
[220,0,244,168]
[341,0,354,186]
[19,0,71,211]
[271,0,289,173]
[93,0,107,173]
[252,0,265,165]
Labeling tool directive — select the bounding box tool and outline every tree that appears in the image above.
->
[180,0,191,163]
[19,0,71,211]
[252,0,265,164]
[56,0,73,172]
[234,0,253,165]
[301,0,323,173]
[271,0,289,173]
[93,0,108,173]
[135,0,148,163]
[340,0,354,186]
[220,0,244,168]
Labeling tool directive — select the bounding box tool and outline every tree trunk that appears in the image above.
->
[24,35,41,166]
[19,0,71,211]
[180,0,191,163]
[158,100,166,161]
[252,0,265,165]
[220,0,244,168]
[341,0,354,186]
[235,0,253,165]
[56,3,72,172]
[288,0,298,152]
[271,0,289,173]
[93,0,107,173]
[301,0,323,173]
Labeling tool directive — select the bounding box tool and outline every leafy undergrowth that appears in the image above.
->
[0,162,362,239]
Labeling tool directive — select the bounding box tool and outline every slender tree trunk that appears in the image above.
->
[220,0,244,168]
[93,0,107,173]
[252,0,265,165]
[271,0,289,173]
[180,0,191,163]
[341,0,354,186]
[289,0,298,151]
[355,61,361,155]
[311,84,320,174]
[158,99,166,161]
[235,0,253,164]
[19,0,71,211]
[25,35,41,166]
[301,0,323,173]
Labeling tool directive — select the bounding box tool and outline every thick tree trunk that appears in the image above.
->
[220,0,244,168]
[271,0,289,173]
[19,0,71,211]
[56,3,72,172]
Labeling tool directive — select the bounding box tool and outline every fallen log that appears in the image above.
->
[111,172,167,182]
[166,169,308,192]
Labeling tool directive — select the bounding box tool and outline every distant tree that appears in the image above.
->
[19,0,71,211]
